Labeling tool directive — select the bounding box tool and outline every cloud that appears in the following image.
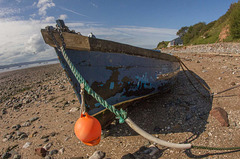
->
[114,26,177,35]
[37,0,55,16]
[58,14,67,20]
[0,7,20,18]
[59,7,89,18]
[0,19,56,65]
[44,16,55,22]
[25,34,48,53]
[32,2,37,6]
[69,23,177,48]
[90,2,98,8]
[30,13,36,18]
[0,18,177,65]
[111,26,177,48]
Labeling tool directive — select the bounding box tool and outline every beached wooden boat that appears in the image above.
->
[41,20,180,128]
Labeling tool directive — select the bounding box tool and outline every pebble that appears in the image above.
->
[41,135,50,139]
[49,149,58,155]
[19,133,28,140]
[12,124,21,130]
[3,134,12,141]
[44,138,49,143]
[21,121,31,127]
[43,142,52,150]
[59,147,65,154]
[208,132,212,137]
[35,147,48,157]
[101,130,110,139]
[64,136,70,141]
[1,152,11,159]
[121,153,135,159]
[6,144,18,152]
[29,131,38,137]
[13,104,22,110]
[210,107,229,127]
[3,138,8,142]
[50,132,56,137]
[69,107,79,113]
[12,154,21,159]
[16,131,28,139]
[2,108,7,115]
[89,151,105,159]
[148,145,159,156]
[144,141,151,147]
[30,117,39,122]
[22,142,32,148]
[59,85,65,89]
[143,148,152,154]
[64,101,70,106]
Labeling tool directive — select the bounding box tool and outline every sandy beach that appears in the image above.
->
[0,53,239,159]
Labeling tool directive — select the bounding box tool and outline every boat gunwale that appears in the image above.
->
[41,29,179,63]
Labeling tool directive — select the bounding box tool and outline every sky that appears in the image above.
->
[0,0,238,65]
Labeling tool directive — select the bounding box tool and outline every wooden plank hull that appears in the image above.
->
[55,48,179,127]
[41,28,180,128]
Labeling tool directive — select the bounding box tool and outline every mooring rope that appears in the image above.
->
[179,62,210,100]
[192,145,240,150]
[47,27,127,123]
[60,46,127,123]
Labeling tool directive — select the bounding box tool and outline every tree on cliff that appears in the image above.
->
[176,26,189,37]
[182,22,206,44]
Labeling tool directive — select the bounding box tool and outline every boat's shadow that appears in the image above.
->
[107,70,212,140]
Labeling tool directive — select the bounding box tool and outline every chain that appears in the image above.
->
[56,27,66,49]
[46,27,60,51]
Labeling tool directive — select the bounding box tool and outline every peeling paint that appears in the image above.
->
[110,82,114,89]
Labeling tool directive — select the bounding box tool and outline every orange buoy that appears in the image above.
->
[74,112,102,146]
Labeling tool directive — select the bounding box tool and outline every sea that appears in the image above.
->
[0,58,59,73]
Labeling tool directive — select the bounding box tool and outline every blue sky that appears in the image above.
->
[0,0,237,65]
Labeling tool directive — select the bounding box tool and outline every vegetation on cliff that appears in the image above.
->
[156,1,240,49]
[156,41,169,49]
[180,1,240,45]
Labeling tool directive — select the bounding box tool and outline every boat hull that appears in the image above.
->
[55,48,180,127]
[41,26,180,128]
